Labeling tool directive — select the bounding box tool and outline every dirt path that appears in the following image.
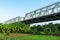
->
[10,33,31,37]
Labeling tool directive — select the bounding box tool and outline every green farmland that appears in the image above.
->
[0,33,60,40]
[15,35,60,40]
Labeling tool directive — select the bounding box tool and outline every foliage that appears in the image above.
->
[0,22,60,35]
[30,23,60,35]
[0,22,30,34]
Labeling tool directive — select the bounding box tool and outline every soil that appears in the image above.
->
[10,33,31,37]
[52,33,60,36]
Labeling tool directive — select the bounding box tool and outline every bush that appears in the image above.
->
[30,23,60,35]
[0,22,30,34]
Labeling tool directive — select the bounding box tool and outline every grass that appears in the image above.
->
[15,35,60,40]
[0,33,60,40]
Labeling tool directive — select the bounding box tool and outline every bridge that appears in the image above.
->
[4,2,60,24]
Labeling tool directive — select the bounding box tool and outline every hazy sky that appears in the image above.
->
[0,0,60,23]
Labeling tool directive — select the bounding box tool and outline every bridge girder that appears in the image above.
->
[24,2,60,21]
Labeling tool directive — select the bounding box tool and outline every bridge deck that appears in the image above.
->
[22,12,60,24]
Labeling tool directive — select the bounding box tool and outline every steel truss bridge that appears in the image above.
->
[4,2,60,24]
